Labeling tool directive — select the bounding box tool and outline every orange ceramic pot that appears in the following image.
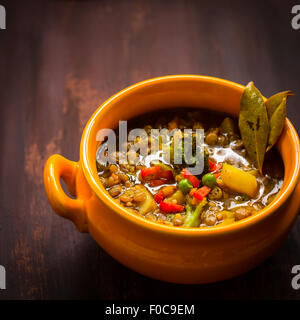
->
[44,75,300,284]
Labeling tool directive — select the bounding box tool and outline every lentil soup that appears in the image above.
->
[96,108,284,228]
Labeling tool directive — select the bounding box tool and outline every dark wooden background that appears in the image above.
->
[0,0,300,300]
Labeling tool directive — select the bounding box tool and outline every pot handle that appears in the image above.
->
[44,154,88,232]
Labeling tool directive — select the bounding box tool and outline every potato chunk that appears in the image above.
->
[165,190,185,204]
[137,186,157,215]
[220,164,258,197]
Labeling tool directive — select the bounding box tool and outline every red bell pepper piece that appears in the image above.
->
[193,186,211,201]
[181,169,200,188]
[209,161,222,173]
[209,160,217,172]
[141,166,160,179]
[159,170,174,180]
[213,172,221,179]
[154,190,165,203]
[141,166,173,181]
[159,201,184,213]
[149,180,166,187]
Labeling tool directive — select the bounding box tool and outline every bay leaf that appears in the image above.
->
[266,97,286,152]
[265,90,293,119]
[239,82,269,174]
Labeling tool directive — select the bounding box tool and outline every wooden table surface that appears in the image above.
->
[0,0,300,300]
